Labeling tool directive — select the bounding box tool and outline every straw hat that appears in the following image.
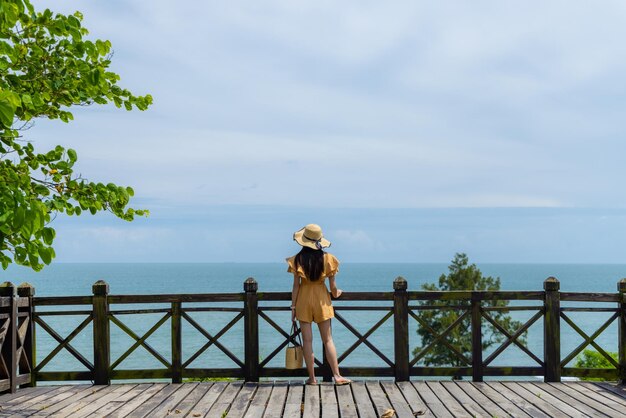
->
[293,224,331,250]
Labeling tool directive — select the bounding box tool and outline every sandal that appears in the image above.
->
[334,378,352,386]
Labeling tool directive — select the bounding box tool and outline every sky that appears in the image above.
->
[20,1,626,263]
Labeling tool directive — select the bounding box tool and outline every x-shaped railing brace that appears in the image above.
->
[410,310,471,367]
[17,314,31,372]
[182,311,245,369]
[482,309,544,367]
[109,313,171,370]
[0,318,10,379]
[560,311,620,368]
[34,315,94,372]
[336,311,393,364]
[334,312,394,367]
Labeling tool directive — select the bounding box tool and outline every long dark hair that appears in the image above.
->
[295,247,324,281]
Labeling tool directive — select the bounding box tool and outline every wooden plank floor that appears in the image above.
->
[1,381,625,417]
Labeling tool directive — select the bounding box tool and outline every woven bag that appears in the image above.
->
[285,321,303,369]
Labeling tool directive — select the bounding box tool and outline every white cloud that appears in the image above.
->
[27,0,626,211]
[45,207,626,263]
[333,229,384,252]
[52,225,176,262]
[77,226,171,243]
[17,1,626,264]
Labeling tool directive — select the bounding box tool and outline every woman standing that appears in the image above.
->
[287,224,351,385]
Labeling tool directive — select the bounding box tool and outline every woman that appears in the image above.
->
[287,224,351,385]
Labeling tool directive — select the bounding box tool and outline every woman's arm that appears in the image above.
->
[328,276,342,298]
[291,274,300,321]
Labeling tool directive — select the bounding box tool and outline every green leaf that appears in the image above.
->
[0,211,11,225]
[42,227,55,245]
[67,15,80,28]
[90,68,100,85]
[95,39,108,55]
[21,93,33,109]
[0,92,17,127]
[39,246,52,265]
[28,253,40,270]
[13,206,25,229]
[21,218,33,238]
[15,247,26,263]
[32,208,44,233]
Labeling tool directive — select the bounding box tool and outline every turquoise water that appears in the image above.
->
[3,263,625,378]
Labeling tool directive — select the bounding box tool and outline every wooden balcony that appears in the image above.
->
[0,277,625,416]
[1,380,625,417]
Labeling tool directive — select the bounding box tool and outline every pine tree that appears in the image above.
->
[413,253,525,378]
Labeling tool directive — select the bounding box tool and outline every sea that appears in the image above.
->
[3,263,625,379]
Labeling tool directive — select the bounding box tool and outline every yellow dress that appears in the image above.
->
[286,253,340,323]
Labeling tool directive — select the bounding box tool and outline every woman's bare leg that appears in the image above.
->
[318,319,350,383]
[299,321,316,383]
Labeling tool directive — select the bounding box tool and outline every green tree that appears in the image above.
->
[0,0,152,271]
[413,253,525,377]
[574,349,618,381]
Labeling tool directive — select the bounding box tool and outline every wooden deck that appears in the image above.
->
[1,381,625,418]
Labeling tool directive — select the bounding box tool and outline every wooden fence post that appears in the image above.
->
[471,293,483,382]
[17,283,35,388]
[0,282,17,393]
[393,277,409,381]
[171,301,182,383]
[92,280,110,385]
[618,278,626,385]
[244,278,259,382]
[544,277,561,382]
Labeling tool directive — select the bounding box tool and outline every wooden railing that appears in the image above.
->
[1,277,625,390]
[0,282,35,393]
